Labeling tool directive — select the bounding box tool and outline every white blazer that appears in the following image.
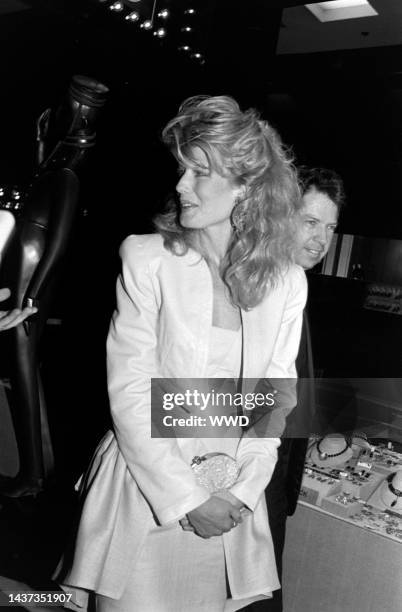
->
[59,234,307,605]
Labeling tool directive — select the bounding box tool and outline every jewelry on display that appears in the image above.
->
[351,432,368,442]
[350,432,370,451]
[317,437,350,460]
[304,464,341,480]
[335,493,350,505]
[335,492,360,505]
[387,473,402,508]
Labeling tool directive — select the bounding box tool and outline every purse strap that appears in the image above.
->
[236,312,244,417]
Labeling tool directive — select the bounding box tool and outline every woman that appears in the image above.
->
[57,95,307,611]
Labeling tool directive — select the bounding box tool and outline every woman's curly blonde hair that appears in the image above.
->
[154,95,300,310]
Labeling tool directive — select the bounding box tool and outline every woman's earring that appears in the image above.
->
[231,197,246,233]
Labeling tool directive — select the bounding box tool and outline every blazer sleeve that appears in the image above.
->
[266,265,307,380]
[107,236,210,524]
[229,266,308,510]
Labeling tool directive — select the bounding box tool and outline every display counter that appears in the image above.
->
[283,502,402,612]
[281,435,402,611]
[282,500,402,612]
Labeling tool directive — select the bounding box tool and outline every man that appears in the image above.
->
[0,287,37,331]
[245,167,345,611]
[293,167,343,271]
[282,166,345,512]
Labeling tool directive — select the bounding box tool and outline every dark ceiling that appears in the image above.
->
[0,0,401,239]
[279,0,402,53]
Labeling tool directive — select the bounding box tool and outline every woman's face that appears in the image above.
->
[176,147,241,233]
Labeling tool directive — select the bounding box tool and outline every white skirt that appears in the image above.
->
[58,431,279,612]
[96,521,270,612]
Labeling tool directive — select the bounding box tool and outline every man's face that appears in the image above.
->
[294,187,339,270]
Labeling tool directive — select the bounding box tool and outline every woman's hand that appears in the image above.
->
[186,496,243,538]
[180,490,249,532]
[213,489,252,518]
[179,516,194,532]
[0,288,38,331]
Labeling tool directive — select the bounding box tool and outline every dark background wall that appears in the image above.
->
[1,0,401,239]
[264,46,402,239]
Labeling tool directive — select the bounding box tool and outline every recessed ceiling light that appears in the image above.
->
[316,1,370,6]
[305,1,378,22]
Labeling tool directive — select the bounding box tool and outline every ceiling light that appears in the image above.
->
[317,0,370,6]
[109,2,124,11]
[125,11,140,21]
[305,0,378,22]
[157,9,169,19]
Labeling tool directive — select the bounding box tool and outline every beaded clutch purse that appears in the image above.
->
[191,452,240,493]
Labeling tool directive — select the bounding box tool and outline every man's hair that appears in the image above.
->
[154,95,300,310]
[298,166,345,211]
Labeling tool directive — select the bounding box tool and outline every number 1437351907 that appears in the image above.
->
[5,591,73,606]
